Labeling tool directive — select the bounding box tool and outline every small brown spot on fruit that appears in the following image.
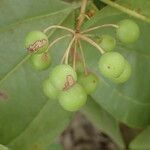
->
[63,75,76,90]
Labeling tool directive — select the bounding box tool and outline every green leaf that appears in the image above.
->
[47,142,63,150]
[129,126,150,150]
[0,0,76,149]
[0,144,9,150]
[8,101,71,150]
[99,0,150,23]
[82,97,125,149]
[81,0,150,127]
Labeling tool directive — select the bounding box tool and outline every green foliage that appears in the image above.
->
[82,0,150,127]
[82,97,125,149]
[47,143,63,150]
[129,126,150,149]
[0,0,75,149]
[0,0,150,149]
[0,144,9,150]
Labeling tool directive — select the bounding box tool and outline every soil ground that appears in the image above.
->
[61,112,118,150]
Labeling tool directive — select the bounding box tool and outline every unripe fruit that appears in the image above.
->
[30,53,51,71]
[99,52,125,78]
[43,78,59,99]
[112,60,131,83]
[59,84,87,111]
[50,65,77,90]
[116,19,140,43]
[97,35,116,52]
[25,31,49,53]
[78,73,98,94]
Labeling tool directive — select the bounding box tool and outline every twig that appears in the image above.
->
[78,40,88,75]
[46,34,71,52]
[64,36,76,65]
[100,0,150,23]
[78,34,105,54]
[73,39,77,70]
[76,0,88,32]
[81,24,119,34]
[43,25,75,34]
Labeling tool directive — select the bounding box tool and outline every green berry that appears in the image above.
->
[43,78,59,99]
[99,52,125,78]
[78,73,98,94]
[116,19,140,43]
[30,53,51,71]
[59,83,87,111]
[25,31,49,53]
[112,60,131,83]
[50,65,77,90]
[97,35,116,51]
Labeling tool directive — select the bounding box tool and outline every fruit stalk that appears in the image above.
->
[76,0,88,32]
[78,40,88,75]
[81,24,119,34]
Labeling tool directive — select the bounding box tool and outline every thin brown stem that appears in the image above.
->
[46,34,71,52]
[78,34,105,54]
[78,40,88,75]
[73,39,77,70]
[43,25,75,34]
[64,36,76,65]
[76,0,88,32]
[61,52,66,64]
[81,24,119,34]
[100,0,150,23]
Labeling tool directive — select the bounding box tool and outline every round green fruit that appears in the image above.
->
[112,60,131,83]
[30,52,51,71]
[78,73,98,94]
[59,83,87,111]
[25,31,49,53]
[43,78,59,99]
[99,52,125,78]
[98,35,116,52]
[116,19,140,43]
[50,64,77,90]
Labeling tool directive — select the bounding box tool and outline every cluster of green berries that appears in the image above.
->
[24,19,140,111]
[97,19,139,83]
[25,31,51,70]
[43,64,98,111]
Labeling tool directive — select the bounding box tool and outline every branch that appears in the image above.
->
[64,36,76,64]
[78,34,105,54]
[100,0,150,23]
[81,24,118,34]
[47,34,71,51]
[43,25,75,34]
[78,40,88,75]
[76,0,88,31]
